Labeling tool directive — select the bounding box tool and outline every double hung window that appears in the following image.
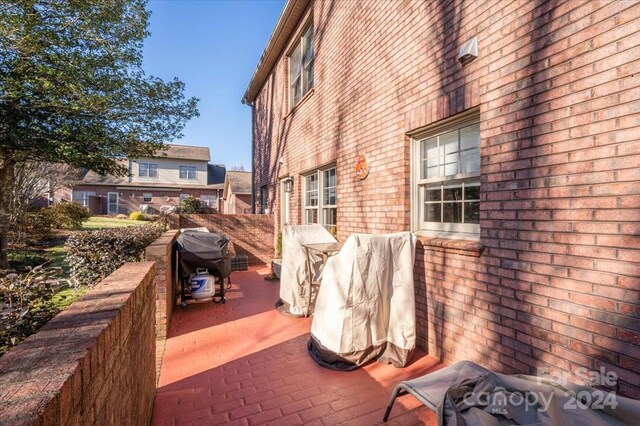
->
[414,113,480,235]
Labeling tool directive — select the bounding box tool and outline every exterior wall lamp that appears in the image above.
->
[284,177,294,193]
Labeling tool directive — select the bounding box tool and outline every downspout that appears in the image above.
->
[250,101,256,214]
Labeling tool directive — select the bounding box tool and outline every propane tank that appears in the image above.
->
[190,268,215,300]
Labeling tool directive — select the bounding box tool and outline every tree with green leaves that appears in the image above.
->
[0,0,199,267]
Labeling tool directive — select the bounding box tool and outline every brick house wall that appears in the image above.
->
[249,0,640,397]
[72,184,222,215]
[180,214,275,265]
[0,262,157,424]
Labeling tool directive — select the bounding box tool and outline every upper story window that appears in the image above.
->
[139,163,158,178]
[179,165,197,180]
[413,112,480,236]
[289,24,314,108]
[303,166,337,236]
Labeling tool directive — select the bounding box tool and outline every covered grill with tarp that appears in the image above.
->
[308,232,417,370]
[174,229,232,305]
[277,224,337,316]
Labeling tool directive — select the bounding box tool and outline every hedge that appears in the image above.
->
[65,224,163,287]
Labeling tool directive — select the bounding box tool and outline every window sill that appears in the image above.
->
[414,231,483,256]
[284,88,315,119]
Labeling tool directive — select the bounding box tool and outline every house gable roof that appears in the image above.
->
[159,144,210,161]
[242,0,311,104]
[224,171,252,199]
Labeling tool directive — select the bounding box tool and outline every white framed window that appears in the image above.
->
[143,193,153,202]
[138,163,158,177]
[289,24,314,108]
[200,194,218,210]
[179,194,190,202]
[72,191,96,208]
[303,166,337,236]
[412,111,480,235]
[179,165,196,180]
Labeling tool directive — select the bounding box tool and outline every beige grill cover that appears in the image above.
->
[309,232,417,369]
[279,224,337,316]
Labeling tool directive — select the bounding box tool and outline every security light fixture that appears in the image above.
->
[458,36,478,65]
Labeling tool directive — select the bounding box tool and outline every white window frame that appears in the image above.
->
[179,165,196,180]
[72,190,95,208]
[139,163,158,178]
[302,165,337,235]
[200,194,218,210]
[288,23,314,109]
[411,110,481,236]
[143,193,153,202]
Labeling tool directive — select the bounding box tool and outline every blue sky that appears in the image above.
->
[142,0,286,170]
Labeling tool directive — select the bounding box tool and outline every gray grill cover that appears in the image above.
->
[174,230,231,278]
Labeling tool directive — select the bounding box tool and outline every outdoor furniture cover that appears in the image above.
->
[278,224,337,316]
[308,231,417,370]
[384,360,640,425]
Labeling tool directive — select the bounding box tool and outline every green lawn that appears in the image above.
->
[82,216,148,230]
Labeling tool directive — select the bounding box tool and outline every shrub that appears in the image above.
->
[129,211,145,221]
[10,210,53,246]
[0,266,69,356]
[43,202,90,230]
[180,196,201,214]
[8,250,48,272]
[65,223,163,287]
[276,233,282,258]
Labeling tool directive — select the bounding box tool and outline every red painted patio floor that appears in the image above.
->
[153,266,444,425]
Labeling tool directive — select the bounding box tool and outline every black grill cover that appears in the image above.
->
[174,231,231,278]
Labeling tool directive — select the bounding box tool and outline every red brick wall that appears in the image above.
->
[145,230,179,340]
[252,0,640,397]
[180,214,275,265]
[71,184,222,215]
[0,262,157,424]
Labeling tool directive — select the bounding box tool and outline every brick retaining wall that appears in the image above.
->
[180,214,275,265]
[0,262,157,425]
[145,229,179,340]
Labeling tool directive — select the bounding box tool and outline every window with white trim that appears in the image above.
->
[139,163,158,178]
[200,194,218,210]
[289,24,313,108]
[303,166,337,236]
[413,113,480,235]
[179,165,196,180]
[72,191,96,208]
[143,193,153,202]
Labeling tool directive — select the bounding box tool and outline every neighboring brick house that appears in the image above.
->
[244,0,640,398]
[60,144,225,214]
[222,171,252,214]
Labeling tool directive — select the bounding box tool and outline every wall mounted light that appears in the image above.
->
[284,177,294,193]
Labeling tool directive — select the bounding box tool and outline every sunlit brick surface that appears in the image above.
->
[153,267,444,425]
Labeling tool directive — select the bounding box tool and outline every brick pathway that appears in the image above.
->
[153,266,444,425]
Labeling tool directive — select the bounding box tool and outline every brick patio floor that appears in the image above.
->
[153,266,445,425]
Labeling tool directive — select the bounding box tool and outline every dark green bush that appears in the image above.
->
[65,223,163,287]
[43,202,90,230]
[180,195,201,214]
[8,250,48,271]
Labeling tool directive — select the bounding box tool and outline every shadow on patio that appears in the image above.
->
[153,266,444,425]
